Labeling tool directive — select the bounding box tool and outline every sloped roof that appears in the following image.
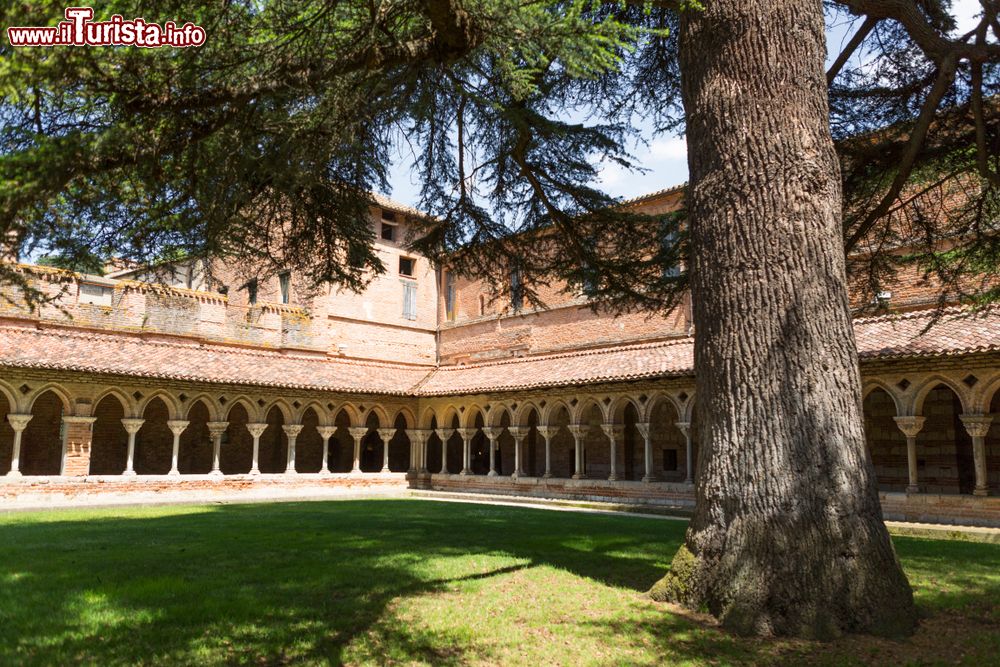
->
[0,306,996,397]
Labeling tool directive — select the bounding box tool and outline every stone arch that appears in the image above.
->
[92,388,137,419]
[388,412,411,472]
[360,409,384,472]
[643,392,682,424]
[418,406,437,430]
[439,405,461,430]
[329,408,355,473]
[336,402,362,427]
[298,401,330,428]
[21,389,67,475]
[622,400,642,481]
[572,397,606,426]
[917,382,974,494]
[89,393,129,475]
[912,375,970,416]
[862,387,907,491]
[0,380,18,414]
[543,400,574,478]
[27,383,73,417]
[360,405,388,430]
[296,406,324,473]
[225,396,261,424]
[220,402,252,474]
[179,399,213,474]
[263,399,295,425]
[259,405,288,474]
[974,373,1000,415]
[608,395,641,426]
[862,380,904,417]
[136,396,174,474]
[425,413,442,474]
[137,391,180,421]
[681,393,697,423]
[648,394,684,481]
[183,394,220,422]
[574,399,605,479]
[541,398,572,427]
[510,401,536,428]
[462,403,486,429]
[392,407,417,430]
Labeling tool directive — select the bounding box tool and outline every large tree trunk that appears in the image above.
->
[649,0,917,638]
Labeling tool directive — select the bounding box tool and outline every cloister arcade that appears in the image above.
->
[1,364,999,504]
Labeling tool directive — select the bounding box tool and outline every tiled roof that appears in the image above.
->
[0,307,996,397]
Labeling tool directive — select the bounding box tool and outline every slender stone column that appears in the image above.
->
[894,416,925,494]
[317,426,336,474]
[566,424,588,480]
[246,423,268,475]
[536,426,556,478]
[436,428,454,474]
[634,422,658,482]
[601,424,624,481]
[481,427,501,476]
[282,424,303,474]
[508,426,528,478]
[348,426,368,474]
[457,428,477,475]
[5,414,33,478]
[121,418,146,477]
[166,420,189,476]
[206,421,229,476]
[676,421,693,483]
[960,414,994,497]
[404,429,426,476]
[376,428,395,473]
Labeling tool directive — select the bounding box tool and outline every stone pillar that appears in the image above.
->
[601,424,624,481]
[566,424,588,480]
[405,429,426,476]
[436,428,454,474]
[62,416,97,477]
[676,421,693,483]
[5,414,32,477]
[376,428,395,473]
[635,422,657,482]
[348,426,368,474]
[481,427,501,476]
[536,426,556,478]
[893,416,925,494]
[508,426,528,478]
[207,421,229,476]
[121,418,146,477]
[166,420,189,476]
[317,426,336,474]
[457,427,477,475]
[960,414,994,497]
[282,424,303,474]
[246,423,268,475]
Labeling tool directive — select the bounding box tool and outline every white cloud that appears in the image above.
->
[648,136,688,161]
[951,0,984,36]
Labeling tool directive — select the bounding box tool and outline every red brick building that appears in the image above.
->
[1,188,998,525]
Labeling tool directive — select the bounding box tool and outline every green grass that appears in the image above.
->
[0,500,998,666]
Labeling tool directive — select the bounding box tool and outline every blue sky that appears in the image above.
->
[380,1,985,208]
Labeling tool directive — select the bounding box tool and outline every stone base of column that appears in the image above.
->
[319,468,332,476]
[350,468,362,476]
[459,469,471,476]
[974,487,989,497]
[5,470,22,478]
[607,474,619,482]
[209,469,223,478]
[906,484,920,494]
[249,468,260,476]
[641,475,658,483]
[123,470,137,477]
[381,467,391,474]
[487,470,497,477]
[572,473,587,480]
[285,469,298,476]
[168,469,180,477]
[542,472,552,479]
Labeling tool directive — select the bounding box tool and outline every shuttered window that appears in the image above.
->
[403,282,417,320]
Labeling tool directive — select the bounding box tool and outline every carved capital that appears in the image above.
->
[121,418,146,435]
[63,416,97,427]
[893,416,926,438]
[376,427,396,443]
[535,425,558,440]
[674,421,691,436]
[7,414,34,432]
[167,420,190,437]
[206,421,229,439]
[457,427,478,441]
[348,426,369,441]
[436,428,455,442]
[601,423,624,441]
[481,426,502,441]
[246,422,268,439]
[960,414,994,439]
[317,426,337,440]
[566,424,588,439]
[405,428,430,445]
[507,426,529,441]
[282,424,304,438]
[634,422,651,439]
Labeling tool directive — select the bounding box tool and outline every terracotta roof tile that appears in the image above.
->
[0,306,996,397]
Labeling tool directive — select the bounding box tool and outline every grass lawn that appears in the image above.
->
[1,499,998,666]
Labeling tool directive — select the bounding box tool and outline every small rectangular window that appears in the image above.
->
[510,266,523,312]
[381,222,396,242]
[663,448,678,471]
[399,256,415,277]
[661,217,681,278]
[246,279,258,305]
[279,271,291,304]
[444,271,456,321]
[381,209,397,222]
[402,282,417,320]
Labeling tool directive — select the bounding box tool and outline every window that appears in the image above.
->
[279,271,291,304]
[78,282,113,306]
[444,271,456,322]
[663,448,678,472]
[381,208,397,222]
[479,294,486,316]
[660,217,681,278]
[399,256,415,277]
[402,282,417,320]
[381,222,396,242]
[510,265,523,312]
[245,279,258,305]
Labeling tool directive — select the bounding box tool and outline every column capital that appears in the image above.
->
[960,414,993,438]
[348,426,369,440]
[6,413,32,431]
[674,421,691,434]
[376,427,396,442]
[893,416,926,438]
[634,422,651,439]
[601,423,624,440]
[457,427,478,441]
[317,426,337,440]
[405,428,430,444]
[481,426,502,440]
[507,425,529,441]
[435,427,455,442]
[566,424,588,439]
[166,420,190,437]
[206,421,229,438]
[282,424,304,438]
[536,425,558,440]
[246,422,268,438]
[63,416,97,426]
[121,418,146,435]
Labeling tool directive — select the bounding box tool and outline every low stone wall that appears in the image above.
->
[880,491,1000,527]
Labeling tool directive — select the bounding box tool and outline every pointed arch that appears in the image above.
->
[27,383,73,416]
[0,380,17,413]
[572,397,606,425]
[541,398,572,426]
[92,387,137,419]
[263,398,295,425]
[418,405,437,430]
[462,403,486,429]
[643,392,682,424]
[608,395,641,425]
[89,392,129,475]
[225,396,260,424]
[184,394,220,422]
[137,391,180,421]
[862,380,904,416]
[335,402,361,427]
[297,401,331,427]
[362,404,389,429]
[392,407,417,430]
[973,373,1000,415]
[509,401,536,428]
[439,404,461,430]
[912,375,970,416]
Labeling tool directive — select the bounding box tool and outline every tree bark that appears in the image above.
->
[649,0,917,638]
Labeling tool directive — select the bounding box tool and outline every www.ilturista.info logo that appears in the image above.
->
[7,7,205,47]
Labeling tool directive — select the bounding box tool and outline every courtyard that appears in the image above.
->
[1,499,998,666]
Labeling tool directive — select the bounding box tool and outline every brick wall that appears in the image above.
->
[19,390,63,475]
[864,388,908,491]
